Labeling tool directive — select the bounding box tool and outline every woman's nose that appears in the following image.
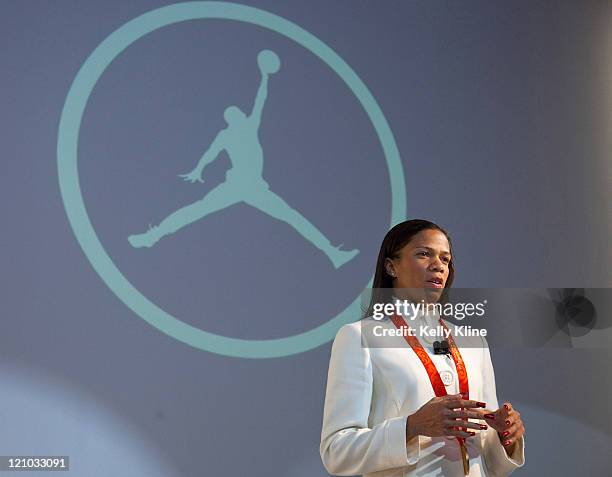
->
[429,258,444,271]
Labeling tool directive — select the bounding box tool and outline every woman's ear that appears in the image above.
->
[384,258,396,278]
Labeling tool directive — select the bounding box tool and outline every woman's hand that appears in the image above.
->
[483,402,525,451]
[406,394,488,440]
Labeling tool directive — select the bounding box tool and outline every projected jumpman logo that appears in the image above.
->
[128,50,359,269]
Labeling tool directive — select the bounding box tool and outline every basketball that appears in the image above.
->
[257,50,281,74]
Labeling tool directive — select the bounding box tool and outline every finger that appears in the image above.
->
[506,418,525,437]
[506,408,520,423]
[483,410,505,423]
[487,412,512,428]
[445,398,487,409]
[500,402,512,418]
[444,420,488,431]
[498,420,519,439]
[500,423,524,447]
[482,412,507,432]
[446,409,489,420]
[444,428,478,439]
[492,416,514,432]
[444,394,464,400]
[507,423,526,442]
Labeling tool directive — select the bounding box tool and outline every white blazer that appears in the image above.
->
[320,313,525,477]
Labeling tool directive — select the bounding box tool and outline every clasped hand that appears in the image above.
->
[406,394,525,449]
[482,401,525,448]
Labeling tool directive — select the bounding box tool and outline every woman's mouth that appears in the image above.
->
[426,278,444,289]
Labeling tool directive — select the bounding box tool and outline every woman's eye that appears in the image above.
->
[442,257,450,263]
[418,251,428,256]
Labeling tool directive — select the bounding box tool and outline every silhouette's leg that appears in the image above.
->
[128,183,241,248]
[245,189,359,268]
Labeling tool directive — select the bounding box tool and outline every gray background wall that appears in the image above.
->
[1,1,611,476]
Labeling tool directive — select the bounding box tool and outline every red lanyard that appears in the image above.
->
[389,313,469,397]
[390,313,471,475]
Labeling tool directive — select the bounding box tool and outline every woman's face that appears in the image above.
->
[385,229,452,303]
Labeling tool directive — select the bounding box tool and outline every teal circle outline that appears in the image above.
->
[57,1,406,358]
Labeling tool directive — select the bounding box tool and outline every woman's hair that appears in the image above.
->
[362,219,455,318]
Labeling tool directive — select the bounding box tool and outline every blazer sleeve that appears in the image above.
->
[480,338,526,477]
[320,323,416,476]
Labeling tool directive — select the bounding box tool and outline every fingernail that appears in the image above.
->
[505,419,511,426]
[504,404,510,411]
[479,424,488,430]
[503,440,512,446]
[502,431,510,437]
[484,413,495,420]
[477,401,486,408]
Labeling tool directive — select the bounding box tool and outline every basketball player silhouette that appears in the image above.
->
[128,50,359,269]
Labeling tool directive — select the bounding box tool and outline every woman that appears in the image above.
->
[320,219,525,477]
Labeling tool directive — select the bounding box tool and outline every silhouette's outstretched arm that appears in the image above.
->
[250,73,269,128]
[179,132,224,183]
